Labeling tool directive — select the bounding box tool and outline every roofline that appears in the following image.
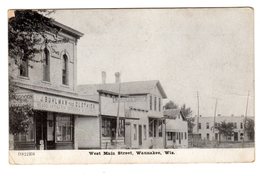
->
[194,116,255,118]
[97,89,128,97]
[53,21,84,39]
[179,111,187,121]
[14,81,98,103]
[156,81,167,98]
[78,80,168,98]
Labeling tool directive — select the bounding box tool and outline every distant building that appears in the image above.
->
[163,109,188,148]
[192,115,254,142]
[77,75,168,149]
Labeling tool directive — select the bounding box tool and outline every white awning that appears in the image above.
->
[165,119,187,132]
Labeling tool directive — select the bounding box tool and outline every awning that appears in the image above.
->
[165,119,188,132]
[148,116,164,119]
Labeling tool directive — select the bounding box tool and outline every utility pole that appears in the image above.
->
[197,91,200,133]
[213,98,218,141]
[115,72,121,149]
[242,91,250,147]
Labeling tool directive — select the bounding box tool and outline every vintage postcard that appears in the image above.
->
[8,8,254,164]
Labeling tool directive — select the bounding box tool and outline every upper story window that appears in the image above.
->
[43,48,50,82]
[19,58,29,77]
[62,54,69,85]
[150,95,152,110]
[233,122,237,129]
[158,98,161,112]
[154,97,157,111]
[198,123,202,129]
[206,122,209,129]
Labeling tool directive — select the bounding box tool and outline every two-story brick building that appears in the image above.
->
[192,115,254,142]
[10,20,100,150]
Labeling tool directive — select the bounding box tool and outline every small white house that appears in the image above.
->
[163,109,188,148]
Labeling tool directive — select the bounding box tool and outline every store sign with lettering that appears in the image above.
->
[113,96,146,103]
[33,94,98,116]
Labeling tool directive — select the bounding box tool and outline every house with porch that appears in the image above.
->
[163,109,188,148]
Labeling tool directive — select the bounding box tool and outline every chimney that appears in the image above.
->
[101,71,106,84]
[115,72,120,83]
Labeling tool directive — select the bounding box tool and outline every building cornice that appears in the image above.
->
[13,81,98,103]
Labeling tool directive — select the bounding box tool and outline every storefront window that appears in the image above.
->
[102,117,124,138]
[56,116,73,142]
[102,118,112,137]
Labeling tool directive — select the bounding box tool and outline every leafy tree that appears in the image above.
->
[180,104,194,134]
[9,10,66,64]
[164,100,178,110]
[9,10,67,135]
[180,104,192,118]
[186,117,195,134]
[215,121,235,142]
[9,105,34,135]
[244,118,254,141]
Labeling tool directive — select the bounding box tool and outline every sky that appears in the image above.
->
[52,8,254,117]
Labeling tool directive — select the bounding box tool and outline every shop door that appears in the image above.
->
[125,122,131,148]
[234,132,238,141]
[138,125,142,146]
[35,111,55,150]
[46,115,55,149]
[36,111,47,150]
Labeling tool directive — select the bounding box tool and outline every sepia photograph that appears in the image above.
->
[8,7,254,164]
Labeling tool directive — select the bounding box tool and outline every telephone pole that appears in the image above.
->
[242,91,250,147]
[213,98,218,140]
[197,91,200,133]
[115,72,121,149]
